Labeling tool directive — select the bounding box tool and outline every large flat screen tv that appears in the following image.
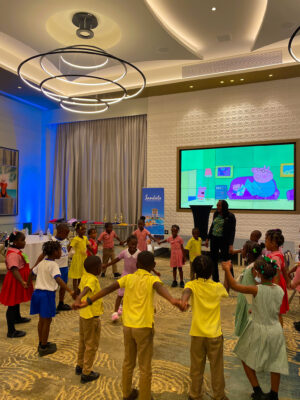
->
[179,142,295,211]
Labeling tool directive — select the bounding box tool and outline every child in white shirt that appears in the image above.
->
[29,241,74,357]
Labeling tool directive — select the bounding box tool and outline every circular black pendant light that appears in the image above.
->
[288,26,300,62]
[17,12,146,114]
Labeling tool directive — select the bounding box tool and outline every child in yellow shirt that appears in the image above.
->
[181,255,229,400]
[74,251,181,400]
[74,256,103,384]
[185,227,202,280]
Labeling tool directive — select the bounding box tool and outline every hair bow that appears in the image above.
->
[262,255,278,269]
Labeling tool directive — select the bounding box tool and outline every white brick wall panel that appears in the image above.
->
[147,78,300,247]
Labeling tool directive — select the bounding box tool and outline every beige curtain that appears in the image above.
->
[51,115,147,224]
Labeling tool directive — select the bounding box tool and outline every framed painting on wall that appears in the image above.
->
[0,147,18,215]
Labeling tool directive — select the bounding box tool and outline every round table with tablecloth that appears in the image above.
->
[24,235,50,268]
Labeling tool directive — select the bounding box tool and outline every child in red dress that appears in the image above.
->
[159,225,186,288]
[87,228,98,257]
[0,231,33,338]
[265,229,289,326]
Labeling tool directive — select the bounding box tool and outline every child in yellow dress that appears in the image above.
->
[69,222,92,293]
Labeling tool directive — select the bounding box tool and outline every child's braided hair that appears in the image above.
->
[254,256,278,280]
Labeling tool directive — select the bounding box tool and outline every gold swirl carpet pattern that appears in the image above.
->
[0,258,299,400]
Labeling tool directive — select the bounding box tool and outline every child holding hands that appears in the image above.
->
[265,229,289,326]
[69,222,93,293]
[181,255,229,400]
[185,227,202,280]
[34,223,71,312]
[74,251,180,400]
[235,240,263,336]
[133,219,158,252]
[74,256,103,383]
[222,257,288,400]
[159,224,185,287]
[87,228,98,257]
[98,222,123,277]
[29,241,75,356]
[103,235,160,322]
[288,261,300,331]
[0,231,33,338]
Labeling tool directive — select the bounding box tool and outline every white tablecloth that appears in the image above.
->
[24,235,50,267]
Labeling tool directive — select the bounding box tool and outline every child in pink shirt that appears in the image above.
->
[98,222,123,278]
[103,235,160,321]
[289,263,300,331]
[265,229,289,327]
[291,263,300,292]
[103,235,139,321]
[159,225,186,288]
[133,219,158,252]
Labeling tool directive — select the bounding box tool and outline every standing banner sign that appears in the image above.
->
[142,188,164,236]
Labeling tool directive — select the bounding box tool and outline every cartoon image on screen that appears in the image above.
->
[280,163,294,177]
[216,166,233,178]
[180,143,295,211]
[227,167,279,200]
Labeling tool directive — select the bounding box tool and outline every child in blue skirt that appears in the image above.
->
[29,241,75,357]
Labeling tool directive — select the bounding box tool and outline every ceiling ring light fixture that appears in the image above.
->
[39,74,128,105]
[288,26,300,62]
[39,47,128,86]
[17,13,146,114]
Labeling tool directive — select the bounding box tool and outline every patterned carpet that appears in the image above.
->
[0,255,299,400]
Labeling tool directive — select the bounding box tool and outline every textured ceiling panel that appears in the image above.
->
[182,51,282,78]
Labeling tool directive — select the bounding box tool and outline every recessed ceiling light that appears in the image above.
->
[212,7,216,11]
[269,74,273,77]
[17,86,22,89]
[220,81,224,84]
[189,85,194,89]
[230,79,234,83]
[240,78,244,81]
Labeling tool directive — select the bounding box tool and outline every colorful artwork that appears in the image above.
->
[0,148,18,215]
[180,143,295,210]
[280,163,294,177]
[216,166,233,178]
[228,167,279,200]
[197,187,207,200]
[215,185,228,200]
[205,168,212,177]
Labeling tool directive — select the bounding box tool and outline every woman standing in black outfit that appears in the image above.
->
[205,200,236,291]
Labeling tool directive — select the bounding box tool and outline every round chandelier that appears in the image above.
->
[17,12,146,114]
[288,26,300,63]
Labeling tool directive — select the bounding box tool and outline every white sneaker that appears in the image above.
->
[117,305,123,316]
[111,312,119,322]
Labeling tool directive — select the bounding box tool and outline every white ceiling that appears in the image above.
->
[0,0,300,98]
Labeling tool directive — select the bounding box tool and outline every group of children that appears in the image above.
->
[0,221,299,400]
